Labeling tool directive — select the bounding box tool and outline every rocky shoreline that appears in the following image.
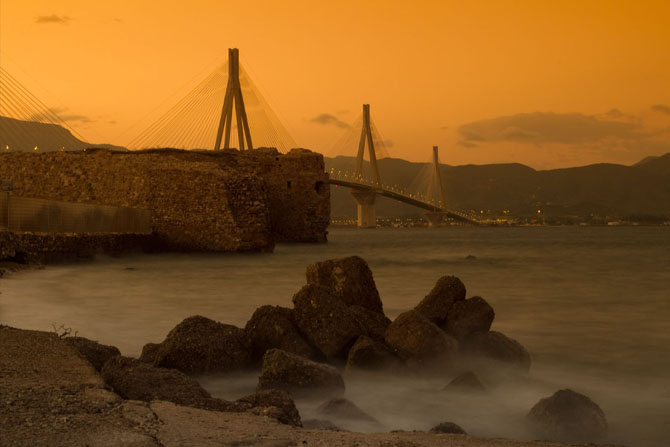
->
[0,256,615,446]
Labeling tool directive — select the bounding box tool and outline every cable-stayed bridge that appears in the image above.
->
[327,104,479,226]
[1,48,479,225]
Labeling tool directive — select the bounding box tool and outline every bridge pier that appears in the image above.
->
[351,191,377,228]
[425,212,444,227]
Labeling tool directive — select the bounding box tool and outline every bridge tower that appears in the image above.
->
[425,145,448,226]
[352,104,381,228]
[214,48,253,151]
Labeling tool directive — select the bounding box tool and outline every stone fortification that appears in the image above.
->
[0,148,329,252]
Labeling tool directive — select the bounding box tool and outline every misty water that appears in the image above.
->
[1,227,669,447]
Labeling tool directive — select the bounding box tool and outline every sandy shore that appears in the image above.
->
[0,325,623,447]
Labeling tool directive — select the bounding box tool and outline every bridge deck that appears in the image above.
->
[328,178,480,224]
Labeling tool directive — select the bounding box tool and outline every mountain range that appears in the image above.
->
[326,155,670,221]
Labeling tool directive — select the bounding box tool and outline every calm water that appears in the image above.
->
[1,227,669,446]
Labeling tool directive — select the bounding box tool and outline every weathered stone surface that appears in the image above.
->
[236,389,302,427]
[154,315,251,374]
[345,336,400,371]
[139,343,160,363]
[0,232,155,265]
[350,305,391,342]
[0,148,330,253]
[257,349,345,399]
[385,310,458,367]
[101,356,238,412]
[64,336,121,372]
[305,256,383,314]
[245,305,320,363]
[462,331,531,373]
[430,422,467,434]
[292,284,365,360]
[316,398,378,423]
[443,297,495,340]
[526,389,607,443]
[444,371,486,393]
[414,276,466,325]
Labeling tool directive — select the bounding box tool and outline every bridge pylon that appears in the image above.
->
[351,104,382,228]
[214,48,253,151]
[425,146,448,227]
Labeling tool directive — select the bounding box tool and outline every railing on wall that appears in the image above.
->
[0,194,151,234]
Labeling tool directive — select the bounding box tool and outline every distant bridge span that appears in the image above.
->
[328,177,480,225]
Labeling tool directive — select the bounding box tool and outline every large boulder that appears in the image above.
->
[526,389,608,443]
[414,276,466,325]
[430,422,467,434]
[245,305,320,363]
[64,336,121,371]
[153,315,251,374]
[305,256,384,314]
[461,331,531,373]
[101,356,238,412]
[257,349,345,399]
[292,284,365,360]
[139,342,160,363]
[443,297,495,340]
[317,398,378,423]
[346,335,400,371]
[350,305,391,342]
[236,389,302,427]
[444,371,486,393]
[384,310,458,368]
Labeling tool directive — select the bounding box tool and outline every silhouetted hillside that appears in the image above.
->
[0,116,125,152]
[326,155,670,220]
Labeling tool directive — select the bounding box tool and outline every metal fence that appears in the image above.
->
[0,194,152,234]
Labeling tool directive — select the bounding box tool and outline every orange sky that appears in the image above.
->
[1,0,669,168]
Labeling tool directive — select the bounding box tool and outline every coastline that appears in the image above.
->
[0,326,620,447]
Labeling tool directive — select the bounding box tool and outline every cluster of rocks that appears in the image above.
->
[62,255,607,444]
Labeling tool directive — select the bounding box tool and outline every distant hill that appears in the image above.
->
[326,155,670,220]
[0,116,125,152]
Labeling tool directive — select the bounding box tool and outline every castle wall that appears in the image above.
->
[0,148,330,252]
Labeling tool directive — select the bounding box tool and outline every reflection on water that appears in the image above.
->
[1,227,669,446]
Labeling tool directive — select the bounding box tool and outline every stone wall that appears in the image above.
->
[0,231,156,264]
[0,148,329,252]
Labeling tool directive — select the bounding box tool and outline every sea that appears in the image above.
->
[1,226,668,447]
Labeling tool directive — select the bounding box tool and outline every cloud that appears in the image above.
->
[458,112,640,147]
[35,14,71,24]
[310,113,350,129]
[30,108,93,124]
[651,104,670,115]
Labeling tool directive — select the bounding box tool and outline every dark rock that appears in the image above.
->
[292,284,365,360]
[316,398,378,423]
[385,310,458,367]
[465,255,477,261]
[64,336,121,371]
[430,422,467,434]
[101,356,239,412]
[462,331,531,373]
[302,419,343,431]
[245,305,320,363]
[443,297,495,340]
[350,305,391,342]
[257,349,345,399]
[154,315,251,374]
[305,256,384,314]
[526,389,607,443]
[444,371,486,393]
[237,389,302,427]
[346,335,400,371]
[139,343,160,363]
[414,276,466,325]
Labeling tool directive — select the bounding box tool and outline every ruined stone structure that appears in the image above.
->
[0,148,329,252]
